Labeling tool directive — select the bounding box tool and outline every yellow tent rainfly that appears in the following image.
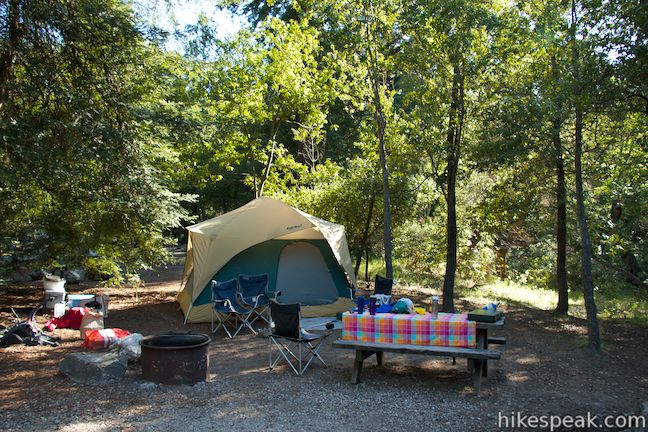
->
[177,197,358,323]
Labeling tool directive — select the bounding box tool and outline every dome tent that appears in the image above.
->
[177,197,357,323]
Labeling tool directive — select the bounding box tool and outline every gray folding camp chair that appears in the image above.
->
[268,302,329,375]
[211,279,257,338]
[237,273,279,325]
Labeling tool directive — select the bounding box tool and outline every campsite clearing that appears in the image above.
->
[0,262,647,431]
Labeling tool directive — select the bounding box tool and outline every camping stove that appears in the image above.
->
[140,332,211,385]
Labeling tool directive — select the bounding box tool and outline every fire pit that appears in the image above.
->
[140,332,211,385]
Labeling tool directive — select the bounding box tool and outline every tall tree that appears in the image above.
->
[0,0,188,273]
[570,0,601,350]
[360,0,398,279]
[402,0,502,311]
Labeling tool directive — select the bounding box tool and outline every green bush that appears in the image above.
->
[393,219,445,274]
[83,257,120,281]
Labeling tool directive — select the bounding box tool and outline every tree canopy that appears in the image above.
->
[2,0,646,349]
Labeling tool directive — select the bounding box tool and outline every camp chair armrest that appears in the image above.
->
[213,298,233,309]
[266,289,281,300]
[240,294,264,307]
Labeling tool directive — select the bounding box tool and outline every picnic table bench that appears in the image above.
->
[333,317,506,395]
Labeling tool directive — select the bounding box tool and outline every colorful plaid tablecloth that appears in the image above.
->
[342,312,476,348]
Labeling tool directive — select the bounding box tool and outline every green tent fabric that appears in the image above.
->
[192,239,350,307]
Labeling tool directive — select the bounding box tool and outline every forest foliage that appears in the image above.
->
[1,0,646,333]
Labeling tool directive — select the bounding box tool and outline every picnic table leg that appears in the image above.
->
[376,351,384,366]
[472,359,483,395]
[476,329,488,378]
[351,350,365,384]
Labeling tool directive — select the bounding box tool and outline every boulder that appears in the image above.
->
[59,352,127,384]
[114,333,144,364]
[30,268,48,281]
[9,266,31,283]
[63,268,85,284]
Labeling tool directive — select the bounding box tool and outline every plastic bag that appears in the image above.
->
[81,329,130,350]
[391,298,415,314]
[80,310,104,340]
[391,300,409,314]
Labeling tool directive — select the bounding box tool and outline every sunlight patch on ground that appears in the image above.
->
[462,281,566,311]
[515,355,542,365]
[506,372,530,383]
[56,419,118,432]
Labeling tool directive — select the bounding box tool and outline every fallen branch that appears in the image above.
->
[593,256,647,289]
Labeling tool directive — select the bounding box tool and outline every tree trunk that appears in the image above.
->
[369,60,393,280]
[258,122,279,198]
[365,248,370,282]
[553,116,569,315]
[572,0,601,351]
[0,0,21,111]
[355,193,375,276]
[496,247,508,279]
[621,251,642,286]
[442,61,463,313]
[574,103,601,351]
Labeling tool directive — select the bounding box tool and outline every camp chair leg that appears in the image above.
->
[269,338,326,376]
[212,313,234,338]
[269,337,300,375]
[302,341,327,372]
[231,314,257,338]
[308,341,328,367]
[249,306,270,326]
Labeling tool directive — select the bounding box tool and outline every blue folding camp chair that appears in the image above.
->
[211,279,256,338]
[237,273,279,325]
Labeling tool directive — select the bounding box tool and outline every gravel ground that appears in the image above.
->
[1,262,647,431]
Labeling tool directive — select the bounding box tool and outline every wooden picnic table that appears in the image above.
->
[333,316,506,395]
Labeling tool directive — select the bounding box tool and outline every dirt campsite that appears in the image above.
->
[1,258,646,432]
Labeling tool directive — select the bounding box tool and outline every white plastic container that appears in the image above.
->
[44,290,66,309]
[53,302,66,318]
[43,276,66,292]
[67,294,95,308]
[95,295,109,318]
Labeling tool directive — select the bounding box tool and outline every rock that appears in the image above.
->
[115,333,143,364]
[643,401,648,417]
[63,268,85,284]
[44,273,64,282]
[59,352,127,384]
[9,266,31,282]
[139,381,157,390]
[30,268,48,281]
